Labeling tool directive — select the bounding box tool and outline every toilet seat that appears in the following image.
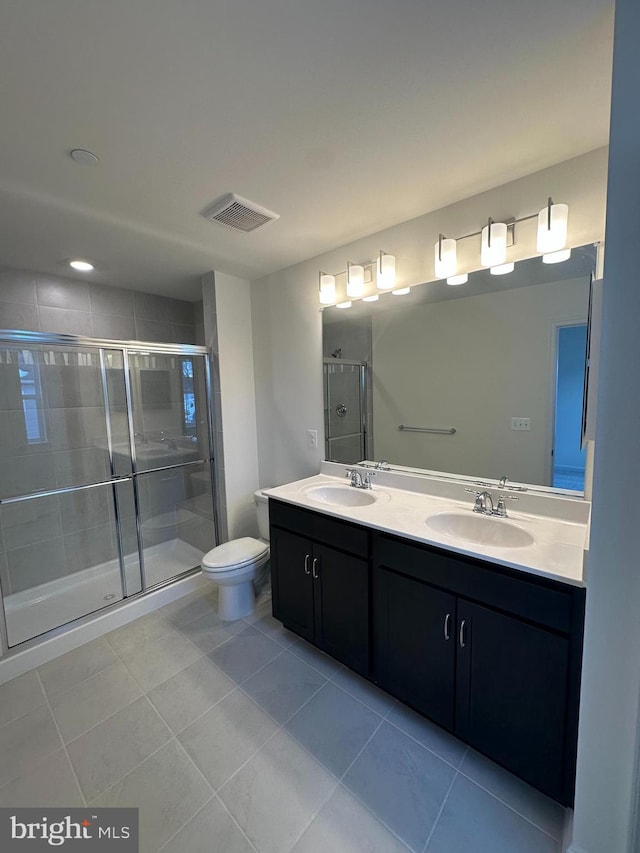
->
[202,537,269,573]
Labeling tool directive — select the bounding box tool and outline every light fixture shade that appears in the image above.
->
[319,273,336,305]
[481,221,507,267]
[447,273,468,286]
[363,294,379,302]
[543,248,571,264]
[490,262,514,276]
[347,263,365,298]
[336,301,352,309]
[537,202,568,253]
[391,287,410,296]
[377,252,396,290]
[434,236,457,279]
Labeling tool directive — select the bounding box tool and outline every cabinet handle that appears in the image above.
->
[444,613,451,641]
[304,554,311,575]
[312,557,320,579]
[459,619,466,648]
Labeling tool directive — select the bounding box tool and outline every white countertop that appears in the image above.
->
[264,471,588,588]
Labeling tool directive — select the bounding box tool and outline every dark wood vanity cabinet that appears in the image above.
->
[269,500,370,675]
[373,533,585,806]
[269,498,585,806]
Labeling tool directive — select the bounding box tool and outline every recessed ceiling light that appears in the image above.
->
[70,260,94,272]
[70,149,99,166]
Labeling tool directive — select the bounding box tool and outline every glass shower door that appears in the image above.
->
[0,344,141,646]
[323,360,367,463]
[127,351,216,589]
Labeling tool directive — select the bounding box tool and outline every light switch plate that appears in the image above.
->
[511,417,531,431]
[307,429,318,448]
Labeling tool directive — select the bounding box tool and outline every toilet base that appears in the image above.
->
[217,580,255,621]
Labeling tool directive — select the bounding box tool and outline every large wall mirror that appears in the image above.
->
[322,244,598,493]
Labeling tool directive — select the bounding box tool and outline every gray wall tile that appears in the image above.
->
[134,318,172,342]
[36,277,90,312]
[92,314,136,340]
[54,447,111,488]
[0,454,57,499]
[64,524,117,574]
[0,268,37,304]
[133,292,174,323]
[0,301,40,332]
[38,306,93,336]
[89,284,133,317]
[170,323,196,344]
[59,486,113,534]
[6,537,66,592]
[1,494,62,551]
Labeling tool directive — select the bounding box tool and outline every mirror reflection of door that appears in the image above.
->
[553,324,588,490]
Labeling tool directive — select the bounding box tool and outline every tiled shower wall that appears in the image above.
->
[0,265,203,344]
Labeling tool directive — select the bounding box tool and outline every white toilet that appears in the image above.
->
[201,490,270,621]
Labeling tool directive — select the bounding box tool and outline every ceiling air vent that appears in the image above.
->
[202,193,280,233]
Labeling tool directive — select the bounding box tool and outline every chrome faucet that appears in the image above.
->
[465,488,518,517]
[375,459,390,470]
[345,468,375,489]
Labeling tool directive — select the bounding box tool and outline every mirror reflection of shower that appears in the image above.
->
[0,336,218,648]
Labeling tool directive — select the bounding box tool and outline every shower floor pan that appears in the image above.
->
[4,539,204,647]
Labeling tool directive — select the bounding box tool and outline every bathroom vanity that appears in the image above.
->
[266,465,588,807]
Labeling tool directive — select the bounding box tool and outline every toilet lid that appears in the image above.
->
[202,537,269,571]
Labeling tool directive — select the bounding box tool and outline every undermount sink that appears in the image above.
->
[425,511,534,549]
[304,484,378,507]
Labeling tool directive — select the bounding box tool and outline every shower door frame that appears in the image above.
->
[0,330,221,656]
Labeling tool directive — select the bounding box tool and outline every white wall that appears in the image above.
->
[214,272,260,538]
[251,148,608,489]
[371,277,589,485]
[571,1,640,850]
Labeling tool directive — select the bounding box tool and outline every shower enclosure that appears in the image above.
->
[0,332,218,649]
[323,359,369,463]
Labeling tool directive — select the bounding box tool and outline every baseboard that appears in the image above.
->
[0,572,209,685]
[566,844,589,853]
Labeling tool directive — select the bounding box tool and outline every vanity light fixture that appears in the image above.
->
[543,249,572,264]
[537,198,569,254]
[391,287,411,296]
[490,262,515,276]
[336,300,352,309]
[363,294,380,302]
[318,272,336,305]
[346,262,365,298]
[434,234,457,279]
[69,259,94,272]
[447,273,468,286]
[377,251,396,290]
[481,218,508,268]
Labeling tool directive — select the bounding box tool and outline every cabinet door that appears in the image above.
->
[375,568,456,730]
[456,600,569,803]
[313,544,369,676]
[270,528,314,641]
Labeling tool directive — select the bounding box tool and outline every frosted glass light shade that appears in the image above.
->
[434,237,457,278]
[363,294,379,302]
[537,203,568,253]
[543,248,571,264]
[391,287,410,296]
[319,274,336,305]
[377,253,396,290]
[347,264,365,298]
[336,300,352,309]
[490,262,514,276]
[481,222,507,267]
[447,273,468,286]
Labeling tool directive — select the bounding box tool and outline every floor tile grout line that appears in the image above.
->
[454,768,564,843]
[86,737,178,805]
[379,711,468,774]
[154,793,218,853]
[323,677,391,722]
[422,766,460,852]
[63,693,171,750]
[0,694,49,733]
[34,670,87,808]
[149,683,240,740]
[38,644,121,704]
[212,794,261,853]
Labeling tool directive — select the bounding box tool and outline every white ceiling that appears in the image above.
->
[0,0,614,300]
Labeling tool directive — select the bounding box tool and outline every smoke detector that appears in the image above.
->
[201,193,279,233]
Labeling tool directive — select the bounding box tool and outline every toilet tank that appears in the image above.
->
[254,490,270,541]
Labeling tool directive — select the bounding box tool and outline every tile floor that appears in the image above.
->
[0,587,567,852]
